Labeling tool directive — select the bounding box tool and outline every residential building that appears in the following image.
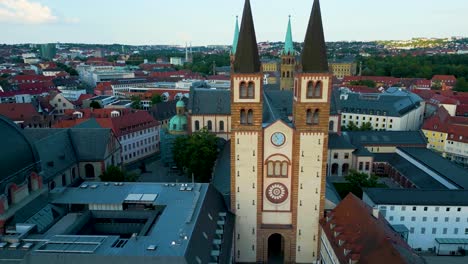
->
[78,65,135,87]
[0,103,51,128]
[49,92,75,114]
[432,75,457,88]
[170,57,184,66]
[320,194,423,264]
[363,188,468,254]
[261,59,279,72]
[82,95,118,108]
[343,76,400,87]
[336,87,425,131]
[445,126,468,167]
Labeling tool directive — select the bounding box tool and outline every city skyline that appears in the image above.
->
[0,0,467,45]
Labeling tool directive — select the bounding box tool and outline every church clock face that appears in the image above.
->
[271,132,286,147]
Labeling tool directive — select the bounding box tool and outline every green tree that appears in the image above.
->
[90,101,102,109]
[151,94,163,105]
[344,170,379,198]
[130,96,142,109]
[359,122,373,131]
[99,165,140,182]
[343,121,359,131]
[431,80,442,90]
[349,80,376,88]
[454,77,468,92]
[173,129,219,182]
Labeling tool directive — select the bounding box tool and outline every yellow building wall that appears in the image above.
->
[423,129,447,152]
[262,62,278,72]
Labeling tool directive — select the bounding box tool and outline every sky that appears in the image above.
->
[0,0,467,45]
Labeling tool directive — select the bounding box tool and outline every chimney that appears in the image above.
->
[372,206,379,219]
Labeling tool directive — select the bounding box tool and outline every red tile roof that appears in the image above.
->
[320,194,422,264]
[432,75,457,82]
[456,104,468,116]
[0,103,39,121]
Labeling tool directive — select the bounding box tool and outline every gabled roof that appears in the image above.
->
[301,0,328,73]
[189,88,231,115]
[233,0,261,73]
[321,194,424,264]
[0,103,39,121]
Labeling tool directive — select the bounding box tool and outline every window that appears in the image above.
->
[240,82,247,98]
[344,153,349,159]
[432,228,437,234]
[445,217,449,222]
[411,217,416,221]
[421,228,426,234]
[267,162,274,176]
[446,207,450,212]
[424,207,428,211]
[247,82,255,98]
[402,206,406,211]
[389,216,394,221]
[207,121,213,131]
[400,216,405,221]
[434,217,438,222]
[390,206,395,211]
[443,228,447,234]
[333,153,338,159]
[247,110,253,125]
[195,120,200,131]
[454,228,459,235]
[410,227,415,234]
[423,217,427,222]
[281,161,288,176]
[219,121,224,131]
[456,217,460,222]
[306,109,312,125]
[365,162,370,170]
[413,206,417,211]
[435,207,439,212]
[465,228,468,235]
[240,110,247,124]
[274,161,281,176]
[314,81,322,97]
[329,121,334,131]
[313,109,319,125]
[457,207,461,212]
[307,81,314,98]
[359,162,363,170]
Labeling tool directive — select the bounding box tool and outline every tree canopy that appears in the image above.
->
[130,95,142,109]
[151,94,163,105]
[89,101,101,109]
[344,170,379,198]
[99,165,139,182]
[172,129,219,182]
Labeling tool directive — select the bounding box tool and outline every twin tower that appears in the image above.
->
[229,0,330,263]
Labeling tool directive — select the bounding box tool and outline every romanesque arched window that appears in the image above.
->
[314,81,322,97]
[313,109,320,125]
[219,121,225,131]
[306,109,313,125]
[247,109,253,125]
[207,120,213,131]
[240,110,247,124]
[240,82,247,98]
[195,120,200,131]
[247,82,255,98]
[307,81,314,98]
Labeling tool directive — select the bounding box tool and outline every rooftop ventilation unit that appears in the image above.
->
[21,243,34,250]
[147,245,157,251]
[8,243,20,249]
[0,242,8,249]
[90,184,98,189]
[104,182,109,186]
[80,184,88,189]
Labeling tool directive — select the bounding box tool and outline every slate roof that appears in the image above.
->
[334,88,423,117]
[189,88,231,115]
[398,147,468,189]
[24,129,78,181]
[262,90,293,124]
[328,133,356,149]
[344,131,427,147]
[375,153,447,189]
[301,0,329,73]
[212,141,231,210]
[233,0,261,73]
[69,129,113,161]
[364,188,468,206]
[150,98,188,121]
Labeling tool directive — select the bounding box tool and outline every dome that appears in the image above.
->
[176,100,185,108]
[168,115,188,132]
[0,115,40,180]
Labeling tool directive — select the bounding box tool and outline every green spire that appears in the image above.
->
[282,15,295,55]
[231,16,240,55]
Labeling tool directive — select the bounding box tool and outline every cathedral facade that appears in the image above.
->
[230,0,331,263]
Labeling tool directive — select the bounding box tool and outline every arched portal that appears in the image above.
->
[268,233,285,264]
[85,164,95,178]
[331,163,339,176]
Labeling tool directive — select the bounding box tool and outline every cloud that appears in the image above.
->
[64,17,80,24]
[0,0,57,24]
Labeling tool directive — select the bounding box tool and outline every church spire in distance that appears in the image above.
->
[233,0,260,74]
[301,0,329,73]
[231,16,240,55]
[282,15,295,55]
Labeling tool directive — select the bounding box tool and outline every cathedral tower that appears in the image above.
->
[232,0,330,263]
[280,16,297,91]
[230,16,240,69]
[292,0,331,261]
